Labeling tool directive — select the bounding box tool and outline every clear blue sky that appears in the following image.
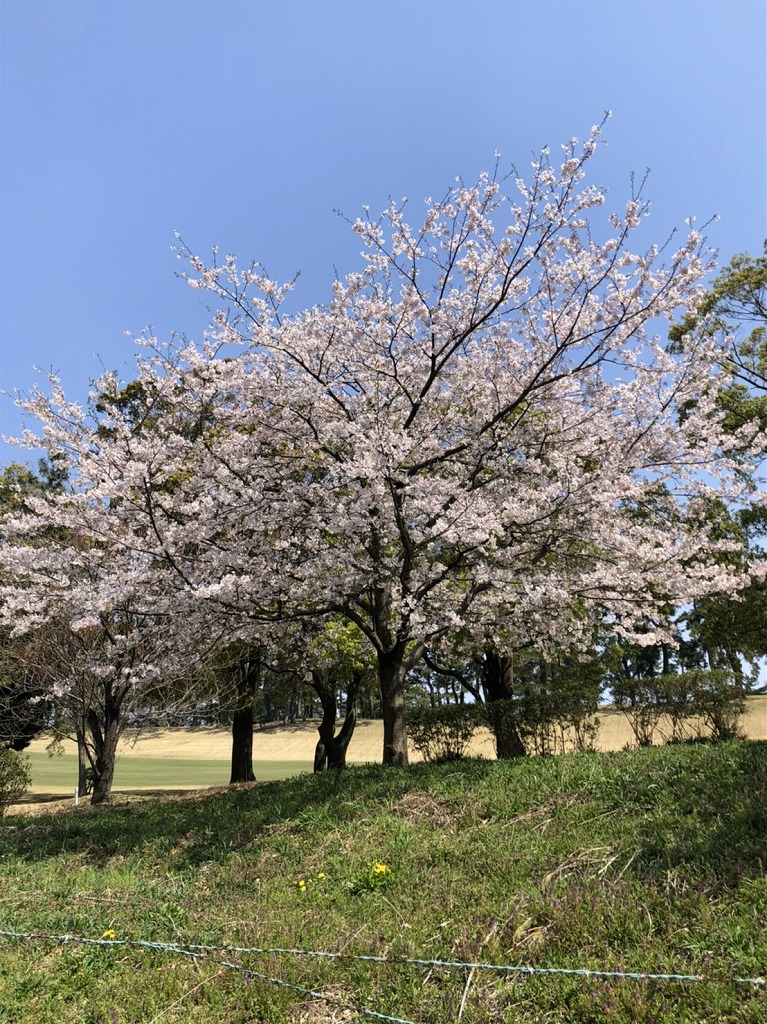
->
[1,0,765,464]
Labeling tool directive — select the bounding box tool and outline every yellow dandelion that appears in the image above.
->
[101,929,116,940]
[372,862,390,875]
[317,872,326,880]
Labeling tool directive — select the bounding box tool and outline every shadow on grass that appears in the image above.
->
[11,792,73,806]
[2,743,766,886]
[0,759,497,869]
[592,740,767,886]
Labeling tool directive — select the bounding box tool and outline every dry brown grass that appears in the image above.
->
[24,695,766,765]
[16,698,763,818]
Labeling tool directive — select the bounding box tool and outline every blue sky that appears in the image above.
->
[1,0,765,465]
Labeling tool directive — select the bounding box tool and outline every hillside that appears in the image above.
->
[1,741,766,1023]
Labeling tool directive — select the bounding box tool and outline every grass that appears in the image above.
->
[23,752,315,795]
[19,695,767,798]
[0,741,766,1022]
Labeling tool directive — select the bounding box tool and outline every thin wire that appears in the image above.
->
[185,942,767,988]
[1,929,764,988]
[0,930,418,1024]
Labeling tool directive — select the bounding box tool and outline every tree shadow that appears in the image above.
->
[4,744,765,886]
[0,759,498,869]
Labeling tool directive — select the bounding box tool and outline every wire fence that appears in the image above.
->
[1,927,764,1024]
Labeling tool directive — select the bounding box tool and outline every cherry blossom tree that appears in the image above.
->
[0,483,229,802]
[4,121,756,767]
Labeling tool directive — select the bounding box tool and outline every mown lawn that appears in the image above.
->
[23,752,314,795]
[1,741,766,1023]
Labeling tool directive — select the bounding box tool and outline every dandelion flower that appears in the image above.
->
[101,929,116,940]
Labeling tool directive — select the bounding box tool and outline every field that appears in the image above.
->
[18,695,767,806]
[0,741,765,1023]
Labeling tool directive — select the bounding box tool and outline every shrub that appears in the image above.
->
[612,676,665,746]
[504,690,561,756]
[0,746,31,815]
[408,703,482,763]
[684,669,746,741]
[496,691,600,757]
[613,670,746,747]
[484,669,602,758]
[656,673,697,744]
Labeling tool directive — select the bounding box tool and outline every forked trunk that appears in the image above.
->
[87,695,123,805]
[312,669,361,771]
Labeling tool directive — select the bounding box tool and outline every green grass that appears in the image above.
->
[1,742,766,1023]
[24,752,314,794]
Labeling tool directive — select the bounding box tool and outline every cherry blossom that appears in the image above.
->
[2,122,757,767]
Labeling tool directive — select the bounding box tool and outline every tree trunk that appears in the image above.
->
[230,704,256,783]
[75,725,89,797]
[87,687,123,805]
[328,703,356,769]
[230,653,259,784]
[314,688,334,772]
[312,669,361,771]
[313,737,328,773]
[482,649,526,759]
[725,647,744,685]
[379,646,409,767]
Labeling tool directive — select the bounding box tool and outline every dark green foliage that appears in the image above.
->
[679,671,747,741]
[488,692,601,757]
[485,654,603,757]
[0,680,49,751]
[0,747,30,814]
[670,241,767,400]
[611,675,665,746]
[408,702,483,762]
[0,458,67,516]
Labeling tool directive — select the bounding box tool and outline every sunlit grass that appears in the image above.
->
[1,742,766,1023]
[23,751,314,794]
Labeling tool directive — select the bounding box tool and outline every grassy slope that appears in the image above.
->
[0,742,766,1023]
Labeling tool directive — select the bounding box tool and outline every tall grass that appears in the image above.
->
[1,741,765,1022]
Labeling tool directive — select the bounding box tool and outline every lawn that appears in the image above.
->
[23,752,314,797]
[1,741,765,1023]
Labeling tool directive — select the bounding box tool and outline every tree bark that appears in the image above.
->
[313,737,328,773]
[481,649,526,759]
[312,669,361,771]
[379,646,409,767]
[86,683,124,805]
[75,724,89,797]
[230,704,256,783]
[230,651,259,784]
